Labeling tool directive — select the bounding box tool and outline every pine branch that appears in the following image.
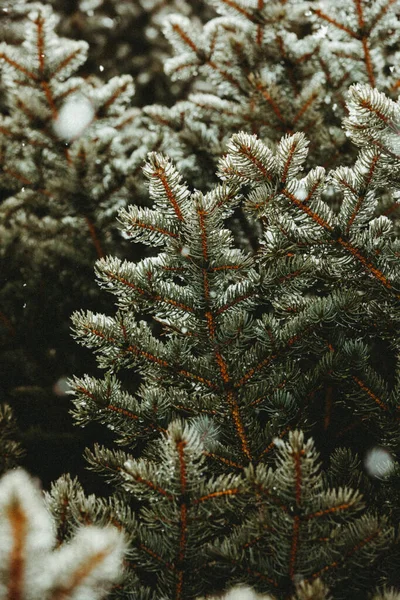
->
[0,404,25,475]
[213,431,393,597]
[0,469,126,599]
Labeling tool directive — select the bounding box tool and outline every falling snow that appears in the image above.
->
[53,95,94,141]
[364,447,395,479]
[53,376,71,397]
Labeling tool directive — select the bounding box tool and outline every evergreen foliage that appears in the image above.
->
[68,102,400,597]
[0,4,135,276]
[0,468,126,599]
[0,404,24,474]
[1,1,400,599]
[1,0,213,105]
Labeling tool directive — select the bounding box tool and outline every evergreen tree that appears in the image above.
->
[69,90,400,597]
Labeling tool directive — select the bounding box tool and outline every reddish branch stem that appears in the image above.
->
[84,216,105,259]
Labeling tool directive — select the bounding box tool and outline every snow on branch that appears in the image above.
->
[0,469,126,600]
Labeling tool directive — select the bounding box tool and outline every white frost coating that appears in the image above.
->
[38,526,126,600]
[364,447,395,479]
[264,230,275,244]
[53,95,94,141]
[385,122,400,154]
[0,468,54,558]
[315,25,329,39]
[273,437,286,449]
[0,469,126,600]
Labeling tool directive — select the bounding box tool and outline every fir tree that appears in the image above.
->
[0,3,137,480]
[69,89,400,597]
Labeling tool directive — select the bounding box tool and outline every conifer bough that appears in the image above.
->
[70,95,400,598]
